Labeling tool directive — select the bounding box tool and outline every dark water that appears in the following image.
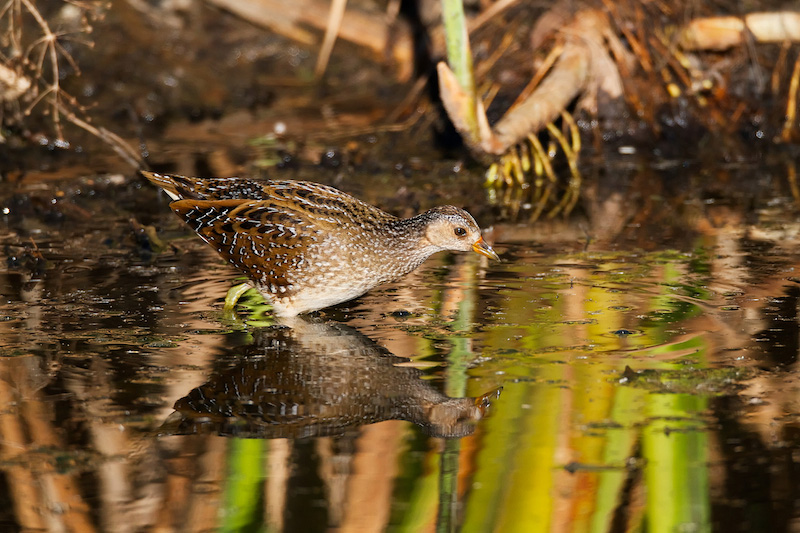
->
[1,167,799,532]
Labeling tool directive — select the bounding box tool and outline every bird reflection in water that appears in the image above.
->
[161,319,501,439]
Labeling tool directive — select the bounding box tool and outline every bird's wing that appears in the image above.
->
[169,199,325,292]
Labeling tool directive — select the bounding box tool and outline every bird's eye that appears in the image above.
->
[454,227,467,237]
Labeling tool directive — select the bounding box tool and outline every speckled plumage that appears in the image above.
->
[142,171,498,316]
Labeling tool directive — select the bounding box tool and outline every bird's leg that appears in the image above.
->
[224,281,255,310]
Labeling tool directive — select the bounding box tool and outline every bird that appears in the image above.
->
[142,170,498,317]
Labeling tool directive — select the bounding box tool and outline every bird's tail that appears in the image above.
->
[141,171,196,201]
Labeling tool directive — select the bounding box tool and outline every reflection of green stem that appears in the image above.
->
[220,438,265,532]
[495,379,560,533]
[446,296,474,397]
[438,263,477,531]
[591,385,646,532]
[643,393,710,533]
[441,0,477,135]
[462,250,722,530]
[396,446,440,532]
[437,438,462,533]
[461,381,534,532]
[639,254,711,533]
[447,261,478,398]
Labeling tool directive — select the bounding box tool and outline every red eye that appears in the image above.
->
[454,227,467,237]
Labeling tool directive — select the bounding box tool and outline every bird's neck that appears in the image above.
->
[379,213,439,277]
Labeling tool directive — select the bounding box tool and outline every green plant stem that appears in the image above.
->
[441,0,477,134]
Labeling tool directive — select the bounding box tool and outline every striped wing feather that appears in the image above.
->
[170,199,324,294]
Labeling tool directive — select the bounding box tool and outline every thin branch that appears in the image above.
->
[314,0,347,78]
[58,101,144,168]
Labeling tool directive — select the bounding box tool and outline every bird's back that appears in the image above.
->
[142,171,397,230]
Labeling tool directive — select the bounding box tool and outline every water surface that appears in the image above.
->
[1,169,799,532]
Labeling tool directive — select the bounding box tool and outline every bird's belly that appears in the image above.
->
[261,255,389,316]
[264,276,378,316]
[255,236,414,316]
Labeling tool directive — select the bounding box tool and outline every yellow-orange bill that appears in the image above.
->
[472,237,499,260]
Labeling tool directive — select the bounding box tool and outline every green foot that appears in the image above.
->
[222,283,275,326]
[224,282,254,310]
